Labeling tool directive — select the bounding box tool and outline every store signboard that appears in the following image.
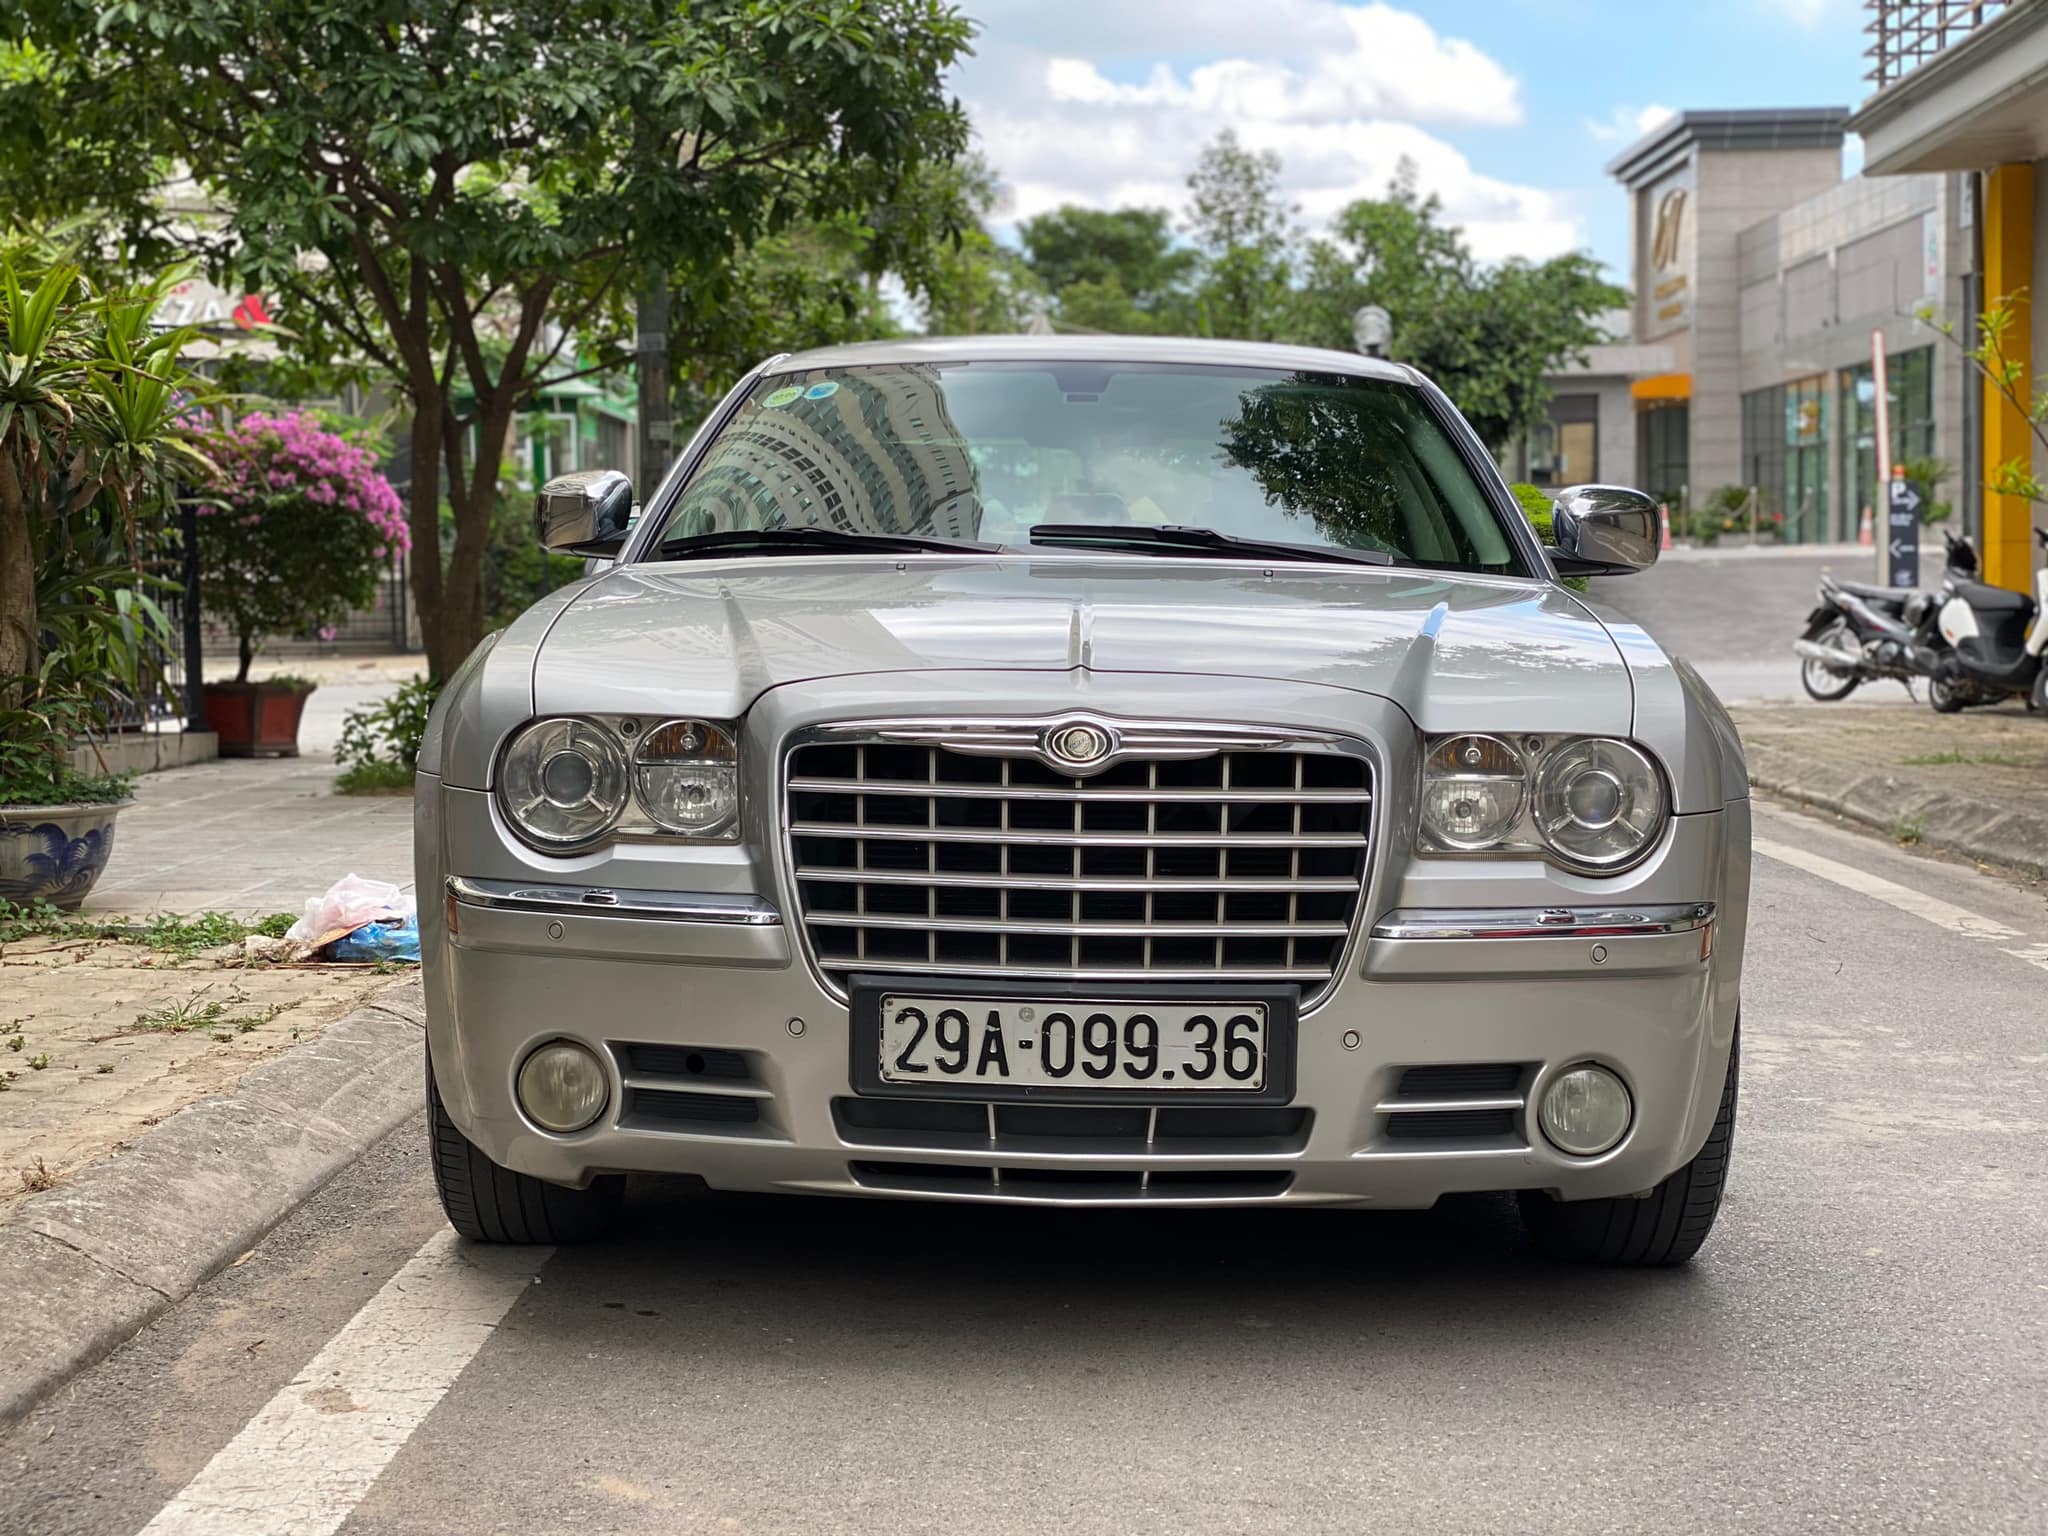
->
[1639,165,1695,340]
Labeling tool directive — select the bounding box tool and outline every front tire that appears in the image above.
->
[428,1051,622,1243]
[1518,1029,1738,1266]
[1928,673,1968,713]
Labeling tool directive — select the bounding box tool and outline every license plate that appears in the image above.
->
[876,994,1270,1091]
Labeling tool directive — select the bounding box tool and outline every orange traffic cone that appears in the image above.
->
[1659,502,1673,550]
[1857,505,1873,546]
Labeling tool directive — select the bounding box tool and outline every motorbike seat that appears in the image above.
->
[1951,579,2033,614]
[1827,578,1904,602]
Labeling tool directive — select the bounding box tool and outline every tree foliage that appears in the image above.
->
[1017,206,1194,334]
[1184,132,1297,343]
[5,0,973,677]
[1295,163,1623,451]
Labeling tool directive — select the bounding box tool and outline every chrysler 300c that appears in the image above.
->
[416,337,1749,1266]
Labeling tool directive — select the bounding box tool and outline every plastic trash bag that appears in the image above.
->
[330,916,421,964]
[286,873,416,948]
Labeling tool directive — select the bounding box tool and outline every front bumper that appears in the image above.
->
[423,797,1747,1210]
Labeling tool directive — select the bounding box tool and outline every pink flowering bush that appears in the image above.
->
[198,412,409,680]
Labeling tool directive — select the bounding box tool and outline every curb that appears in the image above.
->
[1748,768,2048,879]
[0,979,427,1426]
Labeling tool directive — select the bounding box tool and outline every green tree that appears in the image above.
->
[5,0,972,678]
[1920,291,2048,509]
[1017,206,1195,332]
[1184,131,1298,342]
[905,155,1043,335]
[1294,162,1622,452]
[667,214,905,424]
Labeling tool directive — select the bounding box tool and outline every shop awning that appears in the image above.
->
[1630,372,1692,402]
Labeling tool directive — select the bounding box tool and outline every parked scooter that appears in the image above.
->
[1794,532,1971,701]
[1925,526,2048,714]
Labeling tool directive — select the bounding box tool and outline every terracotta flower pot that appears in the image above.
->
[205,680,317,758]
[0,800,134,912]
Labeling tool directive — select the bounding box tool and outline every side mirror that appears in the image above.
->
[537,468,634,555]
[1550,484,1660,577]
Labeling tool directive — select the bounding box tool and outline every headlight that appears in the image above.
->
[1531,737,1665,872]
[496,715,743,852]
[1417,733,1667,875]
[500,717,630,848]
[634,719,740,839]
[1420,735,1525,850]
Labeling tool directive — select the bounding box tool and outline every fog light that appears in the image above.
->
[1538,1065,1632,1157]
[516,1041,608,1134]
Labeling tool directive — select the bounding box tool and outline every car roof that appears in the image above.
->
[762,334,1421,385]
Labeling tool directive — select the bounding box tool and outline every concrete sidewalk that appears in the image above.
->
[1,754,424,1423]
[1732,702,2048,877]
[86,754,413,916]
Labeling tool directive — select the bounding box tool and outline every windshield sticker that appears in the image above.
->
[762,385,803,408]
[803,381,840,400]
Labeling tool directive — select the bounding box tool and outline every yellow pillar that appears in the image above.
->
[1981,164,2035,594]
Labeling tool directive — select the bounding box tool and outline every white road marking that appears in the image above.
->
[138,1230,547,1536]
[1754,835,2048,971]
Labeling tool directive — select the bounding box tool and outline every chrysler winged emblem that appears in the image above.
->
[1043,721,1115,769]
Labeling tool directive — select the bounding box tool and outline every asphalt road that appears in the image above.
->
[7,797,2047,1535]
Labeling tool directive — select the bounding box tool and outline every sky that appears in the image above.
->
[953,0,1875,284]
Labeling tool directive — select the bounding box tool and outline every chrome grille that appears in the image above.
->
[784,725,1372,1005]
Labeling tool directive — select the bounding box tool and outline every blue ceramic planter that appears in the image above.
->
[0,801,133,912]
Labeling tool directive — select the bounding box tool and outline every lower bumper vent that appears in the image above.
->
[834,1098,1310,1155]
[849,1160,1292,1201]
[1375,1061,1532,1148]
[609,1041,785,1139]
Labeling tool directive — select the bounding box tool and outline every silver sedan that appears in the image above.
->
[415,336,1748,1265]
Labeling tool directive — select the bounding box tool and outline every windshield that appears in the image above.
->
[642,362,1527,574]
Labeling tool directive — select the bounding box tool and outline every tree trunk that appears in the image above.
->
[0,458,37,703]
[405,389,449,679]
[432,393,518,679]
[636,277,673,486]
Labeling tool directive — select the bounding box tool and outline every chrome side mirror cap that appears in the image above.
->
[1550,484,1660,577]
[537,468,635,554]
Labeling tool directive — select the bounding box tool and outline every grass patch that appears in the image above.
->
[0,899,296,958]
[1890,813,1926,847]
[127,986,288,1038]
[18,1158,56,1194]
[334,760,414,795]
[1899,748,2030,767]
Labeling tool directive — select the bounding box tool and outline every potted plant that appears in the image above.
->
[2,256,212,908]
[197,412,408,756]
[0,691,137,910]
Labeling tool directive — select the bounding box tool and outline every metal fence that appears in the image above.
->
[1866,0,2011,87]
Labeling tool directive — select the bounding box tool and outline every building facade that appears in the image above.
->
[1850,0,2048,593]
[1525,107,1977,570]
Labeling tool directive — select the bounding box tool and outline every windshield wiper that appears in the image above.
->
[1027,523,1393,567]
[656,527,993,560]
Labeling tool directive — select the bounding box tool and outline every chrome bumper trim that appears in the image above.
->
[446,875,782,926]
[1370,903,1714,941]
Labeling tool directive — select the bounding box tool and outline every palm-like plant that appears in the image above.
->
[0,255,214,798]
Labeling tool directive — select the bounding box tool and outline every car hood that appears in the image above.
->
[528,555,1635,734]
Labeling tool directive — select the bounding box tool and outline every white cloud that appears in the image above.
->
[1586,103,1678,146]
[1771,0,1853,28]
[957,2,1577,265]
[1039,5,1522,129]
